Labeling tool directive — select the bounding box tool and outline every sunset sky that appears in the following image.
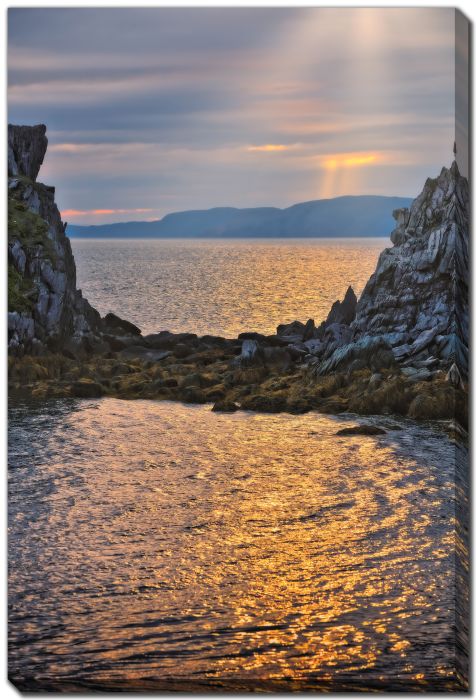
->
[8,8,457,225]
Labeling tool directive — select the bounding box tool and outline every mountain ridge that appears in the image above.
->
[67,194,412,238]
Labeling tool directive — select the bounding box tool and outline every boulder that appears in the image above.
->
[102,312,141,337]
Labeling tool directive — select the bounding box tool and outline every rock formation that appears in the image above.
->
[308,162,469,380]
[8,124,103,356]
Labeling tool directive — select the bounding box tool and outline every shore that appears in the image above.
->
[9,329,467,431]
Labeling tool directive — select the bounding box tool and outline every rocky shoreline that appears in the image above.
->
[8,125,468,430]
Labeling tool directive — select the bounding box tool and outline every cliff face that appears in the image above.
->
[312,162,469,379]
[8,124,101,356]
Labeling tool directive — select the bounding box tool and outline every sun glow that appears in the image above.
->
[247,144,290,152]
[323,152,379,170]
[319,151,381,198]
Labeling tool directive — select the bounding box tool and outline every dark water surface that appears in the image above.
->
[9,398,467,690]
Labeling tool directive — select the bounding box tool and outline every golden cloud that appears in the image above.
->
[247,144,291,152]
[322,152,380,170]
[61,208,155,217]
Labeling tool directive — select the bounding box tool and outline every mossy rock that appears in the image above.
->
[286,398,312,414]
[204,384,226,401]
[8,193,56,263]
[8,263,36,313]
[72,379,105,398]
[180,386,207,404]
[241,393,287,412]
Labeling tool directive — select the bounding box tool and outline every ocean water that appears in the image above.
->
[9,239,467,690]
[71,238,386,337]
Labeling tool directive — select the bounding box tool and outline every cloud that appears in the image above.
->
[8,7,457,220]
[62,208,157,218]
[322,153,379,170]
[247,144,295,152]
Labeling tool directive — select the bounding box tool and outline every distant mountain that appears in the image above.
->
[67,195,413,239]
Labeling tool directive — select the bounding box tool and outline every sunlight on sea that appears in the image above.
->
[8,398,465,690]
[71,238,386,337]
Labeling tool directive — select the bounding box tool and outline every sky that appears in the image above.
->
[8,8,458,225]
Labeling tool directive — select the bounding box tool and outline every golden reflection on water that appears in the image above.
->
[72,238,386,337]
[8,399,465,690]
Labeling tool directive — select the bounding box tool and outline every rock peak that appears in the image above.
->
[8,124,48,181]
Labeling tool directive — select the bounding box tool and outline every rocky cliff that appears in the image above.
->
[8,124,102,356]
[308,161,469,381]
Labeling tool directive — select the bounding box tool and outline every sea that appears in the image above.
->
[8,238,468,690]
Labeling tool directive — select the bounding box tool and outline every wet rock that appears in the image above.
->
[181,386,207,404]
[286,398,312,414]
[336,424,386,436]
[241,394,287,412]
[212,400,239,412]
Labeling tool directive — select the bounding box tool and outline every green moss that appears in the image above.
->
[8,264,36,313]
[8,191,56,263]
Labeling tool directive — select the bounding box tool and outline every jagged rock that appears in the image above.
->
[318,162,468,378]
[312,336,394,375]
[8,123,47,180]
[325,286,357,326]
[446,362,464,389]
[8,124,102,356]
[302,319,316,341]
[401,367,433,383]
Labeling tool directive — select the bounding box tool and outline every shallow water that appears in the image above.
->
[71,238,385,337]
[8,398,466,690]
